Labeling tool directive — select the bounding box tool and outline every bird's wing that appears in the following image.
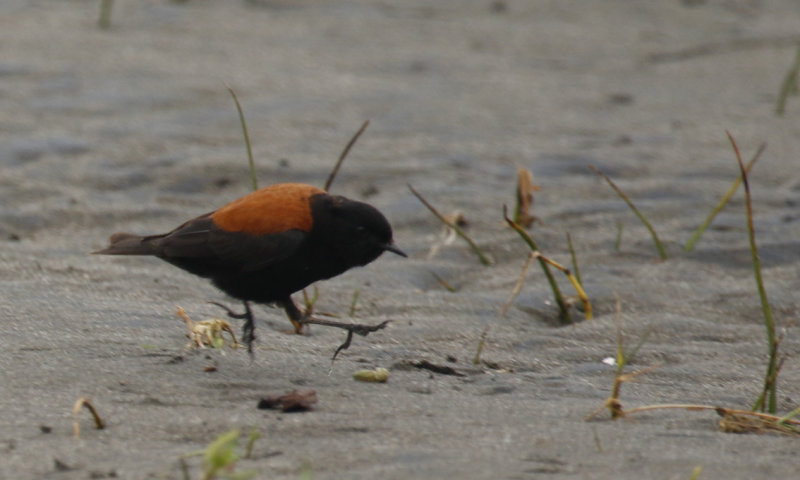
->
[154,213,306,272]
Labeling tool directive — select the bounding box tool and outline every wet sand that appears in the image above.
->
[2,1,800,478]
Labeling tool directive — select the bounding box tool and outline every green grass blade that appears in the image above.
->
[98,0,113,29]
[727,131,778,414]
[684,142,766,252]
[226,84,258,192]
[503,205,570,323]
[776,44,800,116]
[566,232,581,286]
[589,165,667,259]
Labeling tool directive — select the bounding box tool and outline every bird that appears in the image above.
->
[94,182,406,351]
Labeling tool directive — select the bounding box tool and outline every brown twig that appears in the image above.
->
[73,397,105,438]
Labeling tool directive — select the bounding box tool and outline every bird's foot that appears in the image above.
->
[297,317,391,361]
[289,317,310,335]
[280,298,390,360]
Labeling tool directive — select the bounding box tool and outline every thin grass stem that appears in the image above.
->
[534,252,592,320]
[614,221,623,251]
[348,289,360,317]
[408,184,492,265]
[776,44,800,116]
[684,142,766,252]
[566,232,582,286]
[98,0,113,29]
[589,165,667,259]
[727,131,778,414]
[225,84,258,192]
[503,205,570,323]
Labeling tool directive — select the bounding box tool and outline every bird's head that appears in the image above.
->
[312,194,406,267]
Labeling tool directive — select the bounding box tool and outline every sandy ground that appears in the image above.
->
[3,0,800,478]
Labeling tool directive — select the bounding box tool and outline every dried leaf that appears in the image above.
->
[514,167,540,228]
[257,390,317,412]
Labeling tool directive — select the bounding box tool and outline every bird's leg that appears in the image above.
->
[278,298,307,334]
[209,301,256,354]
[278,297,390,360]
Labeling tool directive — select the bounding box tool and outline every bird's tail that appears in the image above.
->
[93,232,158,255]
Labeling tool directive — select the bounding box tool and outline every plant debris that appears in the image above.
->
[353,367,390,383]
[176,306,239,350]
[513,167,540,228]
[72,397,105,438]
[257,390,318,412]
[503,205,591,322]
[401,359,466,377]
[717,407,800,436]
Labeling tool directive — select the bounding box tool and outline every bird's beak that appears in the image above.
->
[384,242,407,258]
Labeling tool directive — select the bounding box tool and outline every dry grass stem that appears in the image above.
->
[534,252,592,320]
[592,402,800,436]
[72,397,105,438]
[503,205,571,323]
[717,407,800,436]
[513,167,540,228]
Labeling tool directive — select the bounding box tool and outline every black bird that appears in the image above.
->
[95,183,405,350]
